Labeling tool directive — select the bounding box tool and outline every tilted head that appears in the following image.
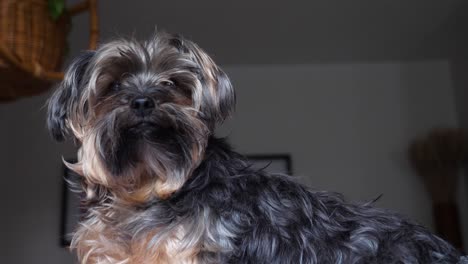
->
[47,32,235,201]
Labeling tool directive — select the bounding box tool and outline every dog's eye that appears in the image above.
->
[160,80,174,87]
[110,81,121,91]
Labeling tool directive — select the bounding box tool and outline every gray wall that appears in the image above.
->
[450,58,468,253]
[449,11,468,255]
[0,60,463,263]
[221,62,459,223]
[0,93,76,263]
[66,0,463,64]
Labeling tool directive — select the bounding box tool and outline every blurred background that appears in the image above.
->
[1,0,468,262]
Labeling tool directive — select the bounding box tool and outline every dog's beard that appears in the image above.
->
[69,103,209,200]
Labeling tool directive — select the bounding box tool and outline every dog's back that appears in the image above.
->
[168,137,462,263]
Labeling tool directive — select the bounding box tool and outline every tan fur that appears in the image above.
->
[73,208,202,264]
[72,216,130,264]
[80,133,112,186]
[130,226,200,264]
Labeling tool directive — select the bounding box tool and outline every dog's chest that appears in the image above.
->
[74,205,232,264]
[130,224,200,264]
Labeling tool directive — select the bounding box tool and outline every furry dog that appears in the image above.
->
[47,32,465,264]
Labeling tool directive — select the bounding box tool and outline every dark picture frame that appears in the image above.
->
[59,159,82,247]
[59,154,292,247]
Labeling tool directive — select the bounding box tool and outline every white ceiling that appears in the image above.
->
[69,0,468,64]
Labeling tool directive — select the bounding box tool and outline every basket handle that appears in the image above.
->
[0,0,99,81]
[68,0,99,50]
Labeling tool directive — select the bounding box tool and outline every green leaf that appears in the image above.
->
[48,0,66,21]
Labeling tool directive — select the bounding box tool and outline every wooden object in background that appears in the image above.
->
[409,128,467,251]
[0,0,99,102]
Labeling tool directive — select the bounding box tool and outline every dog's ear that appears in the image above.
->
[47,51,95,141]
[213,68,236,122]
[170,36,236,125]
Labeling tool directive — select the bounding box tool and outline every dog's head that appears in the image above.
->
[47,32,235,200]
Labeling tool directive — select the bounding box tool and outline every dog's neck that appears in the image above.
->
[172,137,246,191]
[86,136,244,206]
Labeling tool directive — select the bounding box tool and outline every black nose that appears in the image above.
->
[131,96,155,115]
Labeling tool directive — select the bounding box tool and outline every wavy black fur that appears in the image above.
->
[131,137,463,263]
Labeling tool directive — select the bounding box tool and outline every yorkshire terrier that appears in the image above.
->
[47,32,465,263]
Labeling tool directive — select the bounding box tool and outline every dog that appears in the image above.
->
[47,32,465,264]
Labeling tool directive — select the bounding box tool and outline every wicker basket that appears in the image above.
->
[0,0,99,102]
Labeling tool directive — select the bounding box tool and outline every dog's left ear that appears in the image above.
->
[47,51,95,141]
[170,36,236,125]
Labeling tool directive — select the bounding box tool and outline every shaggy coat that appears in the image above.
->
[47,32,465,264]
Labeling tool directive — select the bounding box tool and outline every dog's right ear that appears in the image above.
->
[47,51,95,141]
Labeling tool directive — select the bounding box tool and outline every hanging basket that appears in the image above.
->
[0,0,99,102]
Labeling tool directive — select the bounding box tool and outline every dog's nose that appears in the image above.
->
[131,96,155,115]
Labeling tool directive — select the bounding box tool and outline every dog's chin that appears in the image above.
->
[99,122,174,176]
[125,120,172,139]
[132,121,158,128]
